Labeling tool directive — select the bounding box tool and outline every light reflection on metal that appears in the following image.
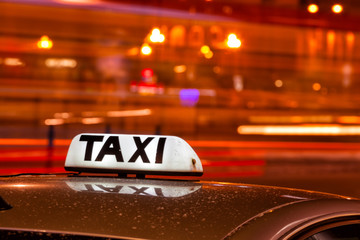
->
[237,125,360,136]
[11,184,28,188]
[281,195,308,200]
[37,35,53,49]
[226,33,241,49]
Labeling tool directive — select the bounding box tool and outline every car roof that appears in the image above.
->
[1,174,359,240]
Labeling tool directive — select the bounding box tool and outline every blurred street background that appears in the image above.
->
[2,0,360,197]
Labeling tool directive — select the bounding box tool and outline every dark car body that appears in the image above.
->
[1,174,360,240]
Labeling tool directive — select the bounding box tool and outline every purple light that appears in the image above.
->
[179,89,200,107]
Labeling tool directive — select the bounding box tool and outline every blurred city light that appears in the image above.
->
[332,4,343,14]
[174,65,187,73]
[307,4,319,13]
[149,28,165,43]
[141,43,152,55]
[204,51,213,59]
[226,33,241,48]
[141,68,154,78]
[54,112,73,119]
[44,119,65,126]
[127,47,139,56]
[312,82,321,91]
[106,109,152,117]
[45,58,77,68]
[180,89,200,107]
[248,115,333,124]
[338,116,360,124]
[37,35,53,49]
[81,117,104,125]
[200,45,214,59]
[4,58,24,66]
[274,79,283,88]
[200,45,210,54]
[238,125,360,136]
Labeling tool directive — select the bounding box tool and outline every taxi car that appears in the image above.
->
[1,133,360,239]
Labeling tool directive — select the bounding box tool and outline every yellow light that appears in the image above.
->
[227,33,241,49]
[204,51,213,59]
[81,117,104,125]
[4,58,24,66]
[274,79,283,88]
[173,65,187,73]
[332,4,343,14]
[37,35,53,49]
[127,47,139,56]
[200,45,210,54]
[107,109,152,117]
[54,112,72,119]
[149,28,165,43]
[141,43,152,55]
[200,45,213,59]
[312,82,321,91]
[307,4,319,13]
[337,116,360,124]
[44,119,65,126]
[45,58,77,68]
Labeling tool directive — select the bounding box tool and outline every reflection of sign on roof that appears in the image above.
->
[66,180,201,198]
[65,133,203,176]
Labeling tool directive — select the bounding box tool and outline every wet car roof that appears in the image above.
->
[0,174,356,240]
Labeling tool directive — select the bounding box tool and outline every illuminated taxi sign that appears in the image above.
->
[65,133,203,176]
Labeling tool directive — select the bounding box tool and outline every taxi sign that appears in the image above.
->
[65,133,203,176]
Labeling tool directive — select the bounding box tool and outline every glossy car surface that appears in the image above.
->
[1,174,360,239]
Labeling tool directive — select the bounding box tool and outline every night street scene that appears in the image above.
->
[2,0,360,197]
[3,1,360,239]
